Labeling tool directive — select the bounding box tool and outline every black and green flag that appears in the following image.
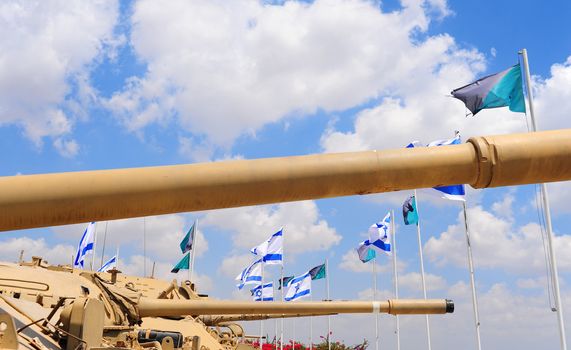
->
[171,253,190,273]
[179,223,195,254]
[308,263,326,280]
[278,276,294,290]
[451,64,526,116]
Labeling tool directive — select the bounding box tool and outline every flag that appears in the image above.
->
[451,64,526,116]
[251,228,283,265]
[97,255,117,272]
[356,240,376,263]
[402,195,419,225]
[74,222,96,269]
[171,253,190,273]
[407,135,466,201]
[235,259,263,289]
[284,272,311,301]
[180,223,196,254]
[308,263,326,280]
[251,282,274,301]
[368,212,391,255]
[278,276,294,290]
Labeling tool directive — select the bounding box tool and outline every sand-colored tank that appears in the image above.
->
[1,129,570,231]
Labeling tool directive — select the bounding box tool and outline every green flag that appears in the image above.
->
[180,223,195,254]
[278,276,294,290]
[402,195,419,225]
[451,64,526,115]
[171,253,190,273]
[308,263,326,280]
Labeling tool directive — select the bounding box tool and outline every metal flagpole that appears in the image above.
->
[91,222,98,271]
[520,48,567,350]
[281,265,284,350]
[414,190,432,350]
[391,210,400,350]
[99,221,109,269]
[260,262,264,350]
[281,227,285,350]
[274,283,278,349]
[190,220,198,283]
[116,246,120,270]
[373,256,379,350]
[310,293,313,350]
[326,258,332,350]
[462,202,482,350]
[143,217,147,277]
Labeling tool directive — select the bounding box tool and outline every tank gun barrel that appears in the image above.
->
[1,129,571,231]
[137,298,453,318]
[198,313,337,326]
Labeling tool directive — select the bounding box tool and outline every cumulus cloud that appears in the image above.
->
[52,214,208,262]
[106,0,462,149]
[398,271,447,292]
[0,237,75,266]
[424,203,571,274]
[202,201,341,255]
[0,1,120,154]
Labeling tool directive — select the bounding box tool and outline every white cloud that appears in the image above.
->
[398,271,447,292]
[107,0,459,149]
[0,237,75,266]
[0,1,120,150]
[202,201,341,255]
[424,205,571,274]
[219,254,256,278]
[52,214,208,262]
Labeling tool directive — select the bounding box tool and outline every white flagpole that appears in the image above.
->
[143,217,147,277]
[520,48,567,350]
[260,263,264,350]
[190,220,198,284]
[326,258,332,350]
[274,283,278,348]
[310,293,313,350]
[414,190,432,350]
[99,221,109,269]
[462,202,482,350]
[91,222,98,271]
[373,256,379,350]
[391,210,400,350]
[281,265,285,350]
[116,246,120,270]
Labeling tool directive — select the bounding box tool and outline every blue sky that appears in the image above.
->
[1,0,571,349]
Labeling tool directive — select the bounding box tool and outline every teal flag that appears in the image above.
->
[451,64,526,115]
[180,223,195,254]
[171,253,190,273]
[402,195,419,225]
[308,263,326,280]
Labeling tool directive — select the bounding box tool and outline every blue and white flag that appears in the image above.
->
[368,212,391,255]
[284,272,311,301]
[356,240,376,263]
[251,228,283,265]
[97,255,117,272]
[74,222,96,269]
[251,282,274,301]
[407,134,466,201]
[235,258,263,289]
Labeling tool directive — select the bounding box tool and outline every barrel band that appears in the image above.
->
[467,136,495,188]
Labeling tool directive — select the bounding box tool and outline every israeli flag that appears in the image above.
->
[97,255,117,272]
[251,282,274,301]
[235,258,263,289]
[368,212,391,255]
[251,228,283,265]
[407,134,466,201]
[284,272,311,301]
[74,222,96,269]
